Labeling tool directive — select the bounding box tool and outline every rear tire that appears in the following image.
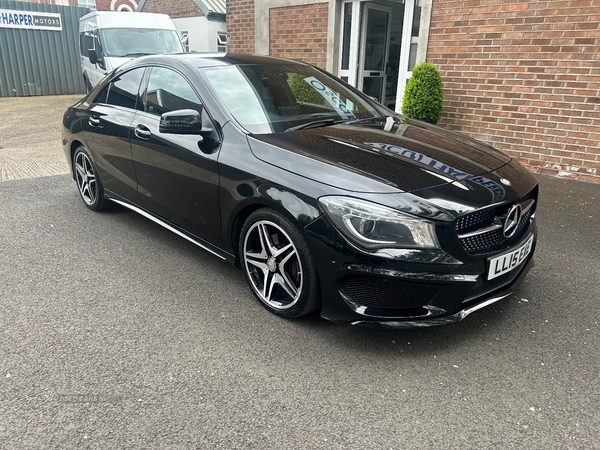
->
[73,145,110,211]
[240,208,320,318]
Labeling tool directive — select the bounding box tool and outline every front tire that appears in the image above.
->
[240,208,320,318]
[73,145,110,211]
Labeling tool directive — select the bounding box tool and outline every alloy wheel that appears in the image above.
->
[75,152,97,206]
[243,220,303,310]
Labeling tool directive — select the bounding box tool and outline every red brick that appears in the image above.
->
[269,3,328,69]
[227,0,255,53]
[428,0,600,183]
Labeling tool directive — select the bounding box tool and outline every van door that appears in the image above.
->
[80,29,107,90]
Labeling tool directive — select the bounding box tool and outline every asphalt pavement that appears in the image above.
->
[0,170,598,449]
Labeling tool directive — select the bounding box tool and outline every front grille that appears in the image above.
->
[456,187,537,255]
[338,275,441,310]
[456,208,496,231]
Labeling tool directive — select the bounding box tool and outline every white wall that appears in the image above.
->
[172,17,226,53]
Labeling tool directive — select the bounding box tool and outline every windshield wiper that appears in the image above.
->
[284,118,344,132]
[118,52,155,57]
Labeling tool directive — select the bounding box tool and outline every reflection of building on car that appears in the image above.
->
[62,53,538,329]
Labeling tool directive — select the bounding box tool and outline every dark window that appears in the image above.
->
[93,85,108,104]
[79,32,94,57]
[144,67,202,117]
[105,68,145,110]
[217,32,227,53]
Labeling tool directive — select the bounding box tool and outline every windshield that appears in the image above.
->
[100,28,182,57]
[203,63,383,134]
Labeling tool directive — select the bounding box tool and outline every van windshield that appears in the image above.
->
[100,28,182,57]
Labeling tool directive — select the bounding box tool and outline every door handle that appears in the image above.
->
[134,124,151,139]
[89,116,100,126]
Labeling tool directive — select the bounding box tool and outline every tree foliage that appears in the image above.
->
[401,62,444,124]
[289,73,322,104]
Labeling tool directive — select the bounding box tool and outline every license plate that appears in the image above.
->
[487,235,534,280]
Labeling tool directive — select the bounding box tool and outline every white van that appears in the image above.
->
[79,11,184,91]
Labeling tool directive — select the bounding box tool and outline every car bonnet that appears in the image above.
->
[248,117,511,194]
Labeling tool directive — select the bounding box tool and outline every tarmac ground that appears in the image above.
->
[0,95,599,448]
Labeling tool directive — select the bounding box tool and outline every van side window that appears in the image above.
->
[144,67,202,117]
[104,68,145,110]
[79,32,94,57]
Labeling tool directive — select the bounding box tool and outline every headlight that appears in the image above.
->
[319,196,440,250]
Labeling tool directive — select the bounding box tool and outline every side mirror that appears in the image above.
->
[159,108,203,135]
[88,49,98,65]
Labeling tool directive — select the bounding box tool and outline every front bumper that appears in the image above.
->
[351,257,534,328]
[305,214,537,327]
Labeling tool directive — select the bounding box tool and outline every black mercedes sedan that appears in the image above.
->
[62,53,538,328]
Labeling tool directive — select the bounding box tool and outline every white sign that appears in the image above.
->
[303,76,357,120]
[0,9,62,31]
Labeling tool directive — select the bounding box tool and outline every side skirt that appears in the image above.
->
[109,198,235,264]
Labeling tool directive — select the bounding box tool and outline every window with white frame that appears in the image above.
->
[217,32,227,52]
[78,0,96,9]
[180,31,190,52]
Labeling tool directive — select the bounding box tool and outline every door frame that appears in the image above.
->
[395,0,418,112]
[356,1,392,103]
[337,0,431,112]
[337,0,361,86]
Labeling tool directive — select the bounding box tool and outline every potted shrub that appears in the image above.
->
[401,62,444,124]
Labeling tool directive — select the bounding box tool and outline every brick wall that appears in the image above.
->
[140,0,202,18]
[226,0,254,53]
[269,3,328,69]
[67,0,139,11]
[427,0,600,182]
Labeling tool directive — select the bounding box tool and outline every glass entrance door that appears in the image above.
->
[358,3,392,103]
[338,0,422,110]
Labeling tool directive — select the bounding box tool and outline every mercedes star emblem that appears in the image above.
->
[503,204,522,238]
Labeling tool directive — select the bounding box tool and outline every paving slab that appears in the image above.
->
[0,95,81,181]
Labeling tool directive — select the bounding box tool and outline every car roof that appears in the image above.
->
[121,53,312,70]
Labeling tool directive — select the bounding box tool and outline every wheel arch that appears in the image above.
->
[227,187,323,267]
[69,140,86,179]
